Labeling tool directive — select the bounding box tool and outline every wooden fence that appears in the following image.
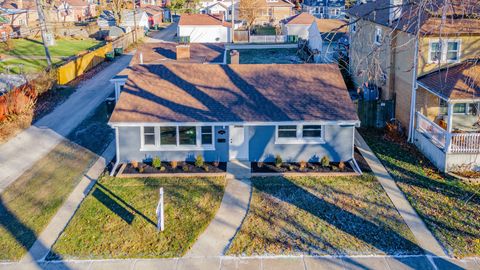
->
[57,29,145,85]
[356,99,395,128]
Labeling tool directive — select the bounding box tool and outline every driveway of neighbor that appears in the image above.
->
[354,130,447,257]
[145,22,178,43]
[0,54,133,193]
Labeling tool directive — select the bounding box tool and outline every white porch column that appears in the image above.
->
[445,102,454,152]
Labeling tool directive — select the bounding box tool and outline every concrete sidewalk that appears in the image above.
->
[0,54,132,193]
[185,160,252,257]
[22,141,116,262]
[1,255,479,270]
[354,130,447,257]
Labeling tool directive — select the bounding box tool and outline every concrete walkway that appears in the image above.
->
[21,141,116,262]
[1,255,479,270]
[0,54,132,193]
[354,130,447,257]
[185,160,252,257]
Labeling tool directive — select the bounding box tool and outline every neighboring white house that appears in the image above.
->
[177,14,231,43]
[98,10,149,30]
[281,12,317,39]
[198,0,237,20]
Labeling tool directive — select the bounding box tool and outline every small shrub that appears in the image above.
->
[288,164,294,171]
[257,161,264,168]
[275,155,282,168]
[152,156,161,169]
[160,166,166,172]
[138,166,144,173]
[195,155,204,167]
[321,156,330,167]
[203,165,209,172]
[131,160,138,169]
[170,160,178,169]
[182,165,189,172]
[299,160,307,170]
[309,164,316,170]
[213,160,220,167]
[339,161,346,171]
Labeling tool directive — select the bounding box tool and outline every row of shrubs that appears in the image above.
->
[260,155,346,171]
[131,155,220,173]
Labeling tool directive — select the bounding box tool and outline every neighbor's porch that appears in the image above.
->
[414,86,480,171]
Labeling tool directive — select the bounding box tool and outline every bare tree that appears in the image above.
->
[238,0,266,31]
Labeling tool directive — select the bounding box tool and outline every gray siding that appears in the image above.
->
[118,126,230,162]
[248,125,355,162]
[117,124,355,163]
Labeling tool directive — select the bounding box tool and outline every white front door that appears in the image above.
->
[229,125,249,160]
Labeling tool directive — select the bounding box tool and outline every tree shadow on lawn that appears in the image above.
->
[0,198,71,268]
[94,183,157,227]
[254,177,464,269]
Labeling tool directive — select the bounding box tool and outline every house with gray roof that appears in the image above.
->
[108,62,360,168]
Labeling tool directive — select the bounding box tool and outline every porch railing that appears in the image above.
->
[416,112,446,149]
[450,133,480,153]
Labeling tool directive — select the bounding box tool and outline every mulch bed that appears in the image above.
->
[122,161,227,175]
[251,162,354,173]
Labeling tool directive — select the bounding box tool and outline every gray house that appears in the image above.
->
[109,63,360,165]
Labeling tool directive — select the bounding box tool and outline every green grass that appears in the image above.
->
[227,49,301,64]
[0,39,102,74]
[252,26,277,35]
[0,39,102,57]
[0,58,63,74]
[47,176,226,259]
[0,102,114,261]
[227,175,421,256]
[360,128,480,258]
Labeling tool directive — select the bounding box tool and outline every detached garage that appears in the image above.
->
[178,14,231,43]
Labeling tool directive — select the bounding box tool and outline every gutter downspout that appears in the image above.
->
[110,126,120,176]
[407,37,419,142]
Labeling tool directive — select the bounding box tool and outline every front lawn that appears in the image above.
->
[47,176,226,259]
[0,58,63,74]
[0,102,114,261]
[360,128,480,258]
[227,175,421,256]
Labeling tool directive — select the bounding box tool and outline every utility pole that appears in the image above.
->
[132,0,138,43]
[35,0,52,70]
[231,0,234,43]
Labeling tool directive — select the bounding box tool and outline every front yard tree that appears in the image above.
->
[239,0,265,32]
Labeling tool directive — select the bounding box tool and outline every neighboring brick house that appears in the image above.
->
[256,0,295,25]
[302,0,346,19]
[54,0,97,22]
[347,0,480,172]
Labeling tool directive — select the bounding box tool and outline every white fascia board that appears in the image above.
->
[109,120,360,128]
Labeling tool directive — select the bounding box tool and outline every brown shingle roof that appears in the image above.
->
[418,60,480,100]
[178,13,224,26]
[130,43,225,65]
[347,0,480,35]
[316,19,348,33]
[109,63,359,124]
[283,12,316,25]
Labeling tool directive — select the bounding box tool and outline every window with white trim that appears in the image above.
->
[446,41,460,62]
[428,39,461,63]
[374,27,382,45]
[275,124,324,144]
[142,126,215,150]
[143,127,156,146]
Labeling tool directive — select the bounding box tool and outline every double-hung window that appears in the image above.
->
[143,127,156,146]
[428,39,461,63]
[142,126,214,150]
[276,124,324,144]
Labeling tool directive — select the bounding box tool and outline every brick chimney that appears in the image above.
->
[176,44,190,60]
[230,50,239,64]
